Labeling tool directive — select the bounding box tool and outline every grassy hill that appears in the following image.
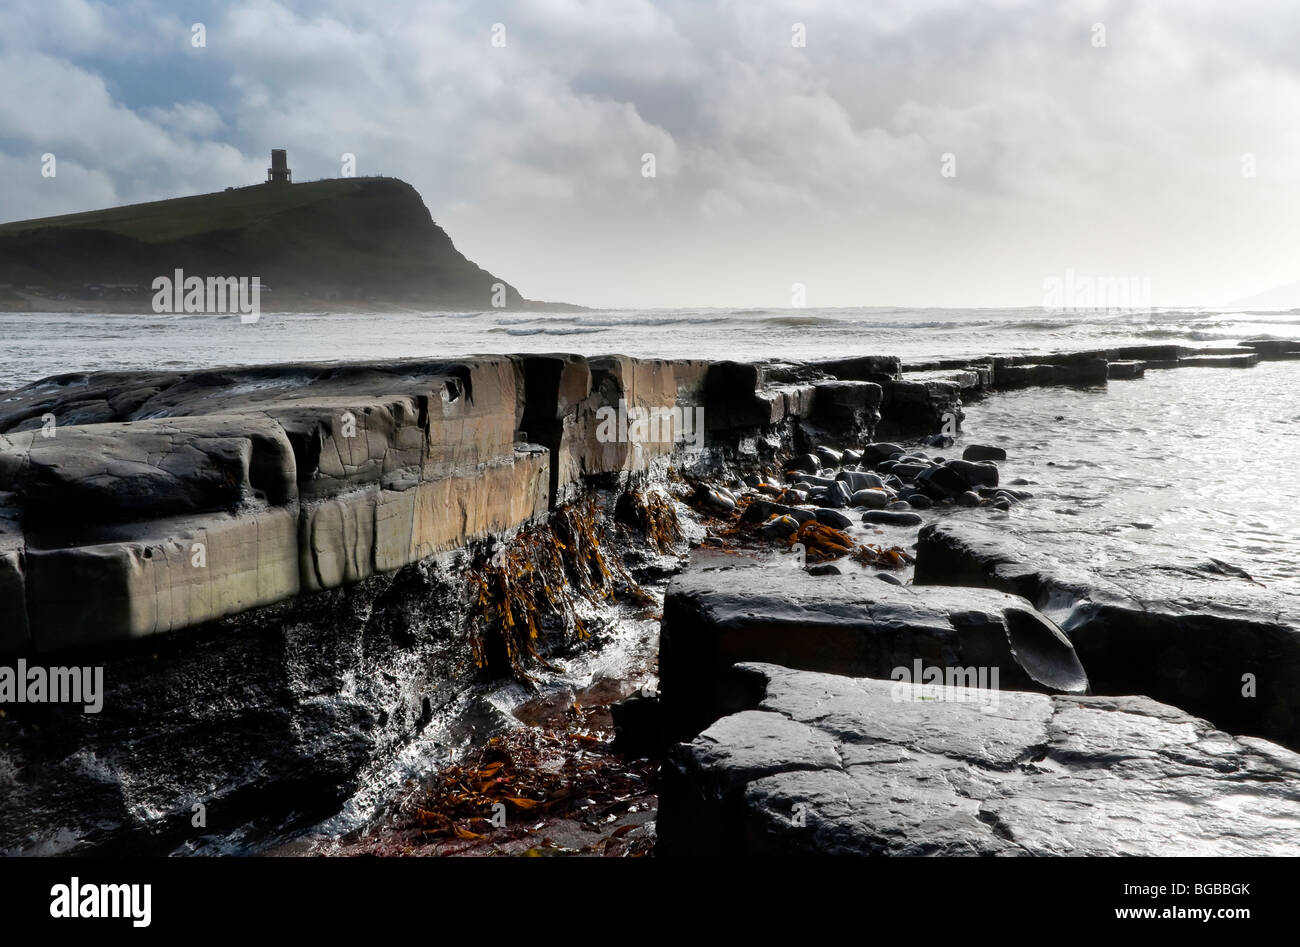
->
[0,177,562,311]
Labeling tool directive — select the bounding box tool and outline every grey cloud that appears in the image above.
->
[1,0,1298,307]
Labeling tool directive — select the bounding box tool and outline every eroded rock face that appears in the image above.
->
[0,554,475,856]
[0,359,551,651]
[659,564,1088,742]
[915,520,1300,750]
[658,663,1300,856]
[0,353,960,653]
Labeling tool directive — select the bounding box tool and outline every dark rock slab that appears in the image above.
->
[1106,344,1185,365]
[805,382,882,442]
[961,444,1006,462]
[659,565,1088,741]
[915,520,1300,750]
[659,662,1300,856]
[993,359,1108,389]
[1241,339,1300,359]
[1178,353,1259,368]
[1106,360,1146,379]
[876,379,964,440]
[862,509,922,526]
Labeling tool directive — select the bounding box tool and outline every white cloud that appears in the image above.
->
[2,0,1300,306]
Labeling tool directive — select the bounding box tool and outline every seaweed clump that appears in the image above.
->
[464,497,651,678]
[402,726,656,854]
[613,488,681,554]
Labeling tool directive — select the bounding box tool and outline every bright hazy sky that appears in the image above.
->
[1,0,1297,308]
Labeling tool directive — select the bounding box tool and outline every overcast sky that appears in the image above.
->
[1,0,1297,308]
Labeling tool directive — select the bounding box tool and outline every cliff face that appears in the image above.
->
[0,354,894,653]
[0,177,547,311]
[0,352,891,854]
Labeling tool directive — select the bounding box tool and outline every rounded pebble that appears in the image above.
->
[862,510,924,527]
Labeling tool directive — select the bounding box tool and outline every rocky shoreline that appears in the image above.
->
[1,338,1298,855]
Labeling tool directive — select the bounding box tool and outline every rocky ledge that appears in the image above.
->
[659,662,1300,856]
[657,564,1088,744]
[1,338,1297,855]
[916,520,1300,750]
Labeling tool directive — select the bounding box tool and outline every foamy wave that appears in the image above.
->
[486,326,607,337]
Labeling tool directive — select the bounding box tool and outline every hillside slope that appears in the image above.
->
[0,177,565,311]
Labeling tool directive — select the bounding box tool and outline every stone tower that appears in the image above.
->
[267,149,291,184]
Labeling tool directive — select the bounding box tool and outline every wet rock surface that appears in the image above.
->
[2,341,1297,857]
[658,662,1300,856]
[659,564,1087,742]
[0,555,474,855]
[915,520,1300,750]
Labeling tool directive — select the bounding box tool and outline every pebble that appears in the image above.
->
[794,475,836,489]
[813,508,853,530]
[892,463,930,481]
[814,446,843,467]
[807,563,842,577]
[945,459,999,489]
[861,443,905,465]
[760,515,800,537]
[962,444,1007,462]
[957,491,981,507]
[836,470,884,491]
[826,481,852,508]
[851,488,890,509]
[740,501,817,527]
[791,453,821,474]
[697,487,736,513]
[876,572,904,585]
[862,510,924,527]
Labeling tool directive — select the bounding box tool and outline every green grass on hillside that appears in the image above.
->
[0,178,389,243]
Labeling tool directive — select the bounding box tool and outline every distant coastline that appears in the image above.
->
[0,175,581,314]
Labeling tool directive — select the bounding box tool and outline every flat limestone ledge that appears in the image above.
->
[301,448,550,592]
[896,343,1284,395]
[915,520,1300,751]
[12,448,549,651]
[1177,352,1259,368]
[25,507,300,650]
[658,662,1300,856]
[659,563,1088,742]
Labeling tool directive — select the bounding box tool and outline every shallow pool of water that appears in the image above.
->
[958,362,1300,596]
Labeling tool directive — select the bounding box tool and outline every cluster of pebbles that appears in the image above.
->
[691,440,1032,539]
